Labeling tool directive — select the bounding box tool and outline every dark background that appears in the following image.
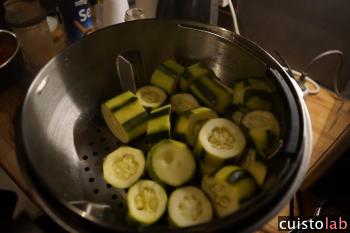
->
[221,0,350,94]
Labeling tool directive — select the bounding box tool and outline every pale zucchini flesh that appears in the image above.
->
[241,110,280,151]
[201,176,239,217]
[214,165,257,202]
[101,91,148,143]
[170,93,200,115]
[136,85,167,108]
[241,149,267,186]
[127,180,167,225]
[174,107,218,146]
[168,186,213,227]
[147,140,196,187]
[103,146,145,189]
[194,118,246,175]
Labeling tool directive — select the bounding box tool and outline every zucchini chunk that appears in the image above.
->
[127,180,167,225]
[150,59,184,94]
[163,59,185,74]
[168,186,213,227]
[101,91,148,143]
[201,176,239,217]
[214,165,257,202]
[179,63,213,91]
[232,111,244,124]
[244,90,272,111]
[147,139,196,187]
[174,107,218,146]
[170,93,200,115]
[103,146,145,189]
[136,85,167,109]
[194,118,246,175]
[233,77,273,105]
[147,104,171,144]
[241,110,280,151]
[190,76,232,113]
[241,149,267,186]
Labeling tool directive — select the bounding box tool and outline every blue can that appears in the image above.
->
[59,0,95,42]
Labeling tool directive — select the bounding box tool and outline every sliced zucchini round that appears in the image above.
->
[214,165,257,202]
[194,118,246,175]
[101,91,148,143]
[170,93,200,115]
[190,75,232,113]
[150,59,184,94]
[174,107,218,146]
[147,104,171,145]
[168,186,213,227]
[201,176,239,217]
[103,146,145,189]
[241,110,280,151]
[147,139,196,187]
[136,85,167,109]
[127,179,167,225]
[179,63,213,91]
[241,149,267,186]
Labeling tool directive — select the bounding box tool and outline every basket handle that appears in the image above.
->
[115,51,146,92]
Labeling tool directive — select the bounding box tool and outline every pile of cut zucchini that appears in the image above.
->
[100,58,282,228]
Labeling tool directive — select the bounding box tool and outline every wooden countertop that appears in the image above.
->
[1,77,350,232]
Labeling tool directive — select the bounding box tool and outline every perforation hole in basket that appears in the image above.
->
[73,113,130,219]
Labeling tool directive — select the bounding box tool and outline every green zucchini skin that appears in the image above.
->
[241,110,281,154]
[241,149,267,186]
[147,104,171,145]
[150,59,184,94]
[179,63,214,91]
[244,90,273,111]
[232,77,275,111]
[174,107,218,146]
[101,91,148,143]
[190,76,232,113]
[214,165,258,202]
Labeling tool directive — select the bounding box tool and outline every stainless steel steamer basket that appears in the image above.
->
[17,20,306,233]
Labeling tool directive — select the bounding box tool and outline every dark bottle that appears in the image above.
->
[58,0,94,42]
[1,1,8,29]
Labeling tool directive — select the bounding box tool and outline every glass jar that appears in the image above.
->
[5,0,55,69]
[124,8,145,22]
